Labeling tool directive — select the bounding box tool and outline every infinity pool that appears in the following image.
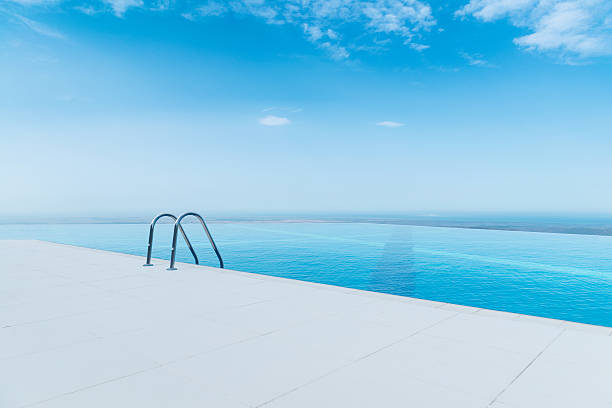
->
[1,222,611,326]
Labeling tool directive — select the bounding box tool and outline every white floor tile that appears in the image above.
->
[0,337,160,407]
[166,312,430,406]
[0,318,97,359]
[422,313,563,356]
[357,333,534,402]
[497,354,612,407]
[29,366,248,408]
[263,349,488,408]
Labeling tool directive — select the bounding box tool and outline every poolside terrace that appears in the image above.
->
[1,240,611,407]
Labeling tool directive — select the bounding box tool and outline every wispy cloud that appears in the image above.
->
[190,0,436,60]
[6,0,436,58]
[151,0,170,11]
[197,1,227,17]
[377,121,404,128]
[6,0,59,5]
[14,14,64,39]
[259,115,291,126]
[459,51,494,67]
[6,0,139,17]
[103,0,143,17]
[408,42,430,51]
[74,5,100,15]
[456,0,612,61]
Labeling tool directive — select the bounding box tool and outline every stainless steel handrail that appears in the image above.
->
[143,213,199,266]
[168,212,223,270]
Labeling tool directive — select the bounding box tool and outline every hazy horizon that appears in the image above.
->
[4,212,612,238]
[3,210,612,219]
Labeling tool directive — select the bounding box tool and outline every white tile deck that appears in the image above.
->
[0,240,610,408]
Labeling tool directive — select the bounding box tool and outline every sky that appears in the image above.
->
[1,0,612,216]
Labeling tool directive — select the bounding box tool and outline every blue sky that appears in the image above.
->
[1,0,612,216]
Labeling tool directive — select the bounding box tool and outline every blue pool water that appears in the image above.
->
[1,222,611,327]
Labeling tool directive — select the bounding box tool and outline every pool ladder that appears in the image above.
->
[143,212,224,270]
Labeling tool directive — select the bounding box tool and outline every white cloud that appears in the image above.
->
[456,0,536,22]
[181,12,195,20]
[259,115,291,126]
[457,0,612,60]
[320,41,350,60]
[303,24,324,42]
[192,0,436,59]
[151,0,170,11]
[74,5,100,15]
[103,0,143,17]
[460,51,493,67]
[6,0,436,57]
[197,1,227,16]
[326,29,338,40]
[408,42,430,51]
[377,121,404,127]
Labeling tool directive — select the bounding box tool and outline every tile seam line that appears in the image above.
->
[19,363,166,408]
[488,328,566,406]
[0,334,101,363]
[19,328,276,408]
[256,311,461,408]
[3,297,274,362]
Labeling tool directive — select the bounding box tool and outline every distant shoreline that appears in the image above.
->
[2,215,612,236]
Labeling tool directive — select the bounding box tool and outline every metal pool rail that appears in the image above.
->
[143,213,198,267]
[143,212,223,270]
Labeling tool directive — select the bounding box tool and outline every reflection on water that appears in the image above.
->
[370,228,416,297]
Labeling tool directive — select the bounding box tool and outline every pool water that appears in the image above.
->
[1,222,611,327]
